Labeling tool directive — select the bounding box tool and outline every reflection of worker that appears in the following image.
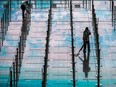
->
[83,51,90,78]
[83,27,91,53]
[20,1,30,19]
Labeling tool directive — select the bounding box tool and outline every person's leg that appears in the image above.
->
[83,41,86,60]
[83,41,86,53]
[88,40,90,52]
[22,10,25,19]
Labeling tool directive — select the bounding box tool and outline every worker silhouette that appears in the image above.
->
[21,1,30,20]
[83,27,91,53]
[83,27,91,78]
[75,27,91,78]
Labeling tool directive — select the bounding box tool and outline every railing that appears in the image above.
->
[42,0,52,87]
[0,0,11,51]
[70,0,76,87]
[92,1,102,87]
[8,5,31,87]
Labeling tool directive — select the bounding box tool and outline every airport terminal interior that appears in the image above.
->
[0,0,116,87]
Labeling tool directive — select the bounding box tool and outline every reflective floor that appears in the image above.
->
[0,1,116,87]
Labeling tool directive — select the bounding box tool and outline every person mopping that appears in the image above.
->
[75,27,91,57]
[20,1,30,20]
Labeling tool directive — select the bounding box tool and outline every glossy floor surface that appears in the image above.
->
[0,1,116,87]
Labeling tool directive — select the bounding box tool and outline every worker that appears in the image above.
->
[20,1,30,20]
[83,27,91,53]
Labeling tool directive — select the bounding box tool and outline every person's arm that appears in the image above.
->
[25,3,31,14]
[25,6,30,14]
[88,30,91,35]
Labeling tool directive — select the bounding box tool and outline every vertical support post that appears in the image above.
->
[110,0,111,10]
[20,36,23,59]
[89,0,91,10]
[15,48,19,87]
[18,42,21,67]
[112,0,114,26]
[1,18,3,46]
[97,49,100,87]
[65,0,67,8]
[9,0,11,21]
[3,14,5,41]
[10,67,12,87]
[18,42,21,72]
[4,5,7,35]
[70,0,76,87]
[7,1,9,26]
[4,6,6,32]
[86,0,87,9]
[83,0,84,8]
[42,1,52,87]
[0,18,1,51]
[92,1,101,87]
[68,0,70,8]
[35,0,36,8]
[13,62,16,87]
[41,0,43,9]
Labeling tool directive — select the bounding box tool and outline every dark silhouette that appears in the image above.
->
[76,51,90,78]
[75,27,91,57]
[75,27,91,78]
[83,27,91,53]
[82,27,91,78]
[21,1,30,19]
[83,51,90,78]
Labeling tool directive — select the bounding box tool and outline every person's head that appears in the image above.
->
[85,27,88,30]
[4,3,8,7]
[25,1,28,4]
